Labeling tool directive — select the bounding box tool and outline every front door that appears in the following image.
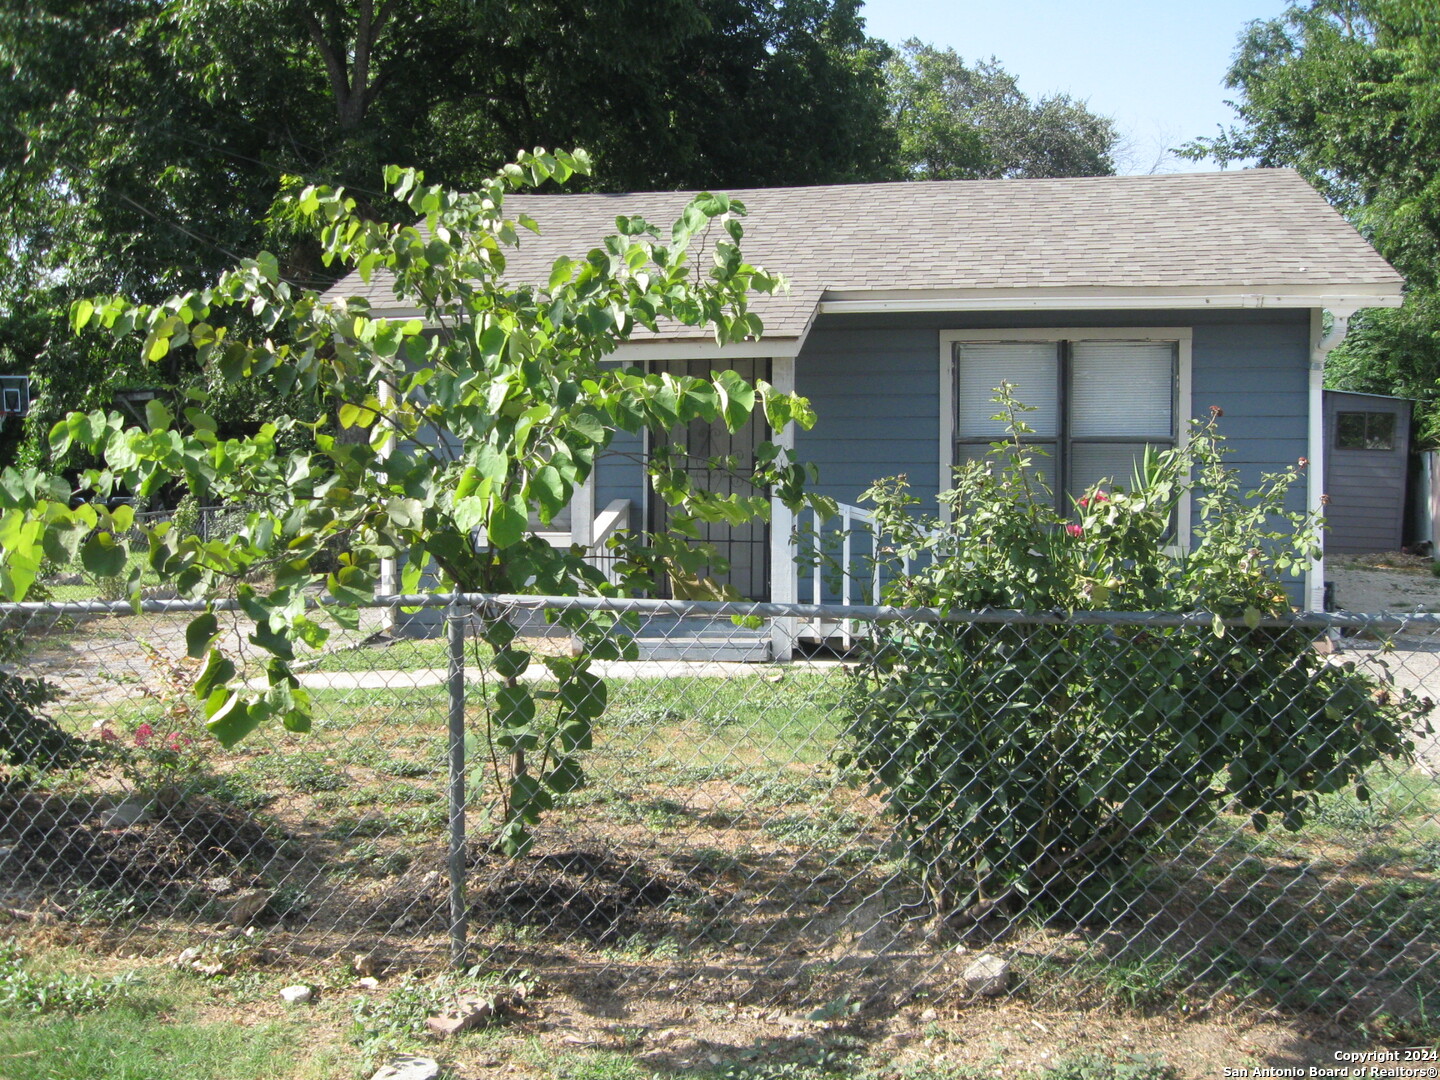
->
[649,358,771,601]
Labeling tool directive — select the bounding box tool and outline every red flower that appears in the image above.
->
[1078,491,1109,509]
[1066,524,1084,537]
[99,728,117,743]
[134,723,154,748]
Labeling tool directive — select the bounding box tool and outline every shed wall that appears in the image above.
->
[1322,391,1411,555]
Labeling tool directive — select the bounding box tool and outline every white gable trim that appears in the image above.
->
[605,338,802,361]
[354,309,806,360]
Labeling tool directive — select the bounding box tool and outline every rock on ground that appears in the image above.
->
[370,1056,439,1080]
[961,953,1011,997]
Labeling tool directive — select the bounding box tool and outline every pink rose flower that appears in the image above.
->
[134,723,154,748]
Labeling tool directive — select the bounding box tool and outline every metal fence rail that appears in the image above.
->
[2,592,1437,1030]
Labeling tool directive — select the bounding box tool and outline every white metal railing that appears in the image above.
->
[810,502,876,609]
[587,499,631,586]
[792,501,923,648]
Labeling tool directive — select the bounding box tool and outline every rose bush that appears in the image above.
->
[839,386,1432,920]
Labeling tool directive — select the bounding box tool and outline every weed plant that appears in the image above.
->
[0,940,140,1014]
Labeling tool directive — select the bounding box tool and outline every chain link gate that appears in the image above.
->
[2,592,1437,1031]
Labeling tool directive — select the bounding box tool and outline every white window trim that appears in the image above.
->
[938,328,1193,548]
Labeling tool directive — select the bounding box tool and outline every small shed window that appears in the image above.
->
[1335,411,1396,451]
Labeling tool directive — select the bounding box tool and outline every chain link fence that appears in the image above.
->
[1,591,1437,1031]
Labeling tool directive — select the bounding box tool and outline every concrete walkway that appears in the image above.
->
[253,657,846,691]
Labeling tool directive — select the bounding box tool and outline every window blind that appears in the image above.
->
[1070,342,1173,439]
[955,342,1059,438]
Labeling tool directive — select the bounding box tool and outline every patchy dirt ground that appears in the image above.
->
[1324,554,1440,772]
[6,915,1409,1080]
[5,579,1439,1076]
[1329,553,1440,613]
[365,991,1417,1078]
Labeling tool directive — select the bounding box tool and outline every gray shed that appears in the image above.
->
[1323,390,1413,554]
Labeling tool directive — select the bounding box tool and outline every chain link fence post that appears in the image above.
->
[446,596,469,969]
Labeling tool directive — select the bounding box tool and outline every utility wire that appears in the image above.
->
[111,191,249,268]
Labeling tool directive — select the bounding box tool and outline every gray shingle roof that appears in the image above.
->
[327,169,1402,342]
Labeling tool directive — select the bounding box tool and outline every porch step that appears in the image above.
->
[632,633,772,662]
[393,608,774,662]
[628,615,772,662]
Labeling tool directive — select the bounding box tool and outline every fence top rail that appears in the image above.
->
[4,591,1439,631]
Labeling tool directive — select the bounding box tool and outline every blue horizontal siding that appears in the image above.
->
[790,311,1312,515]
[795,326,940,511]
[1190,320,1309,517]
[594,429,645,522]
[629,310,1315,602]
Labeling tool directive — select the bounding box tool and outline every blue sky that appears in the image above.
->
[857,0,1292,174]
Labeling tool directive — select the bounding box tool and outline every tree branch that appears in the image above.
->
[299,5,353,124]
[352,0,373,122]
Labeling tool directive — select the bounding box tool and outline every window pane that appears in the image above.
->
[1366,412,1396,450]
[1335,412,1369,449]
[1070,342,1173,439]
[955,342,1058,438]
[1070,442,1158,497]
[957,441,1054,494]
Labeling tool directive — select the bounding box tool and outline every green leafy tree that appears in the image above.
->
[884,39,1118,180]
[1181,0,1440,440]
[840,388,1429,918]
[0,0,894,469]
[6,150,827,853]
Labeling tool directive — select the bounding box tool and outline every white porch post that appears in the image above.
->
[376,373,398,633]
[769,355,798,659]
[571,470,596,550]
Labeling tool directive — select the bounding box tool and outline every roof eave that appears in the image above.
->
[347,304,810,359]
[818,283,1404,316]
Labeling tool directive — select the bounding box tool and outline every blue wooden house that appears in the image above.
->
[334,169,1404,658]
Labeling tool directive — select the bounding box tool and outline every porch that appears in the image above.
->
[574,496,893,661]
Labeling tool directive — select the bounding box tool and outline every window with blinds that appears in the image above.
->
[954,339,1177,505]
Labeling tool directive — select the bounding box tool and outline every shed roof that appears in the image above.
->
[328,168,1403,349]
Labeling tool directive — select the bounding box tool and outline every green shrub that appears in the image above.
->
[0,669,88,773]
[839,388,1433,918]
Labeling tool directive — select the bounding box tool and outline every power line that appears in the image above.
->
[111,191,248,268]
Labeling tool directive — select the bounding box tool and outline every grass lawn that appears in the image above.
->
[301,635,472,673]
[9,622,1440,1078]
[0,943,346,1080]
